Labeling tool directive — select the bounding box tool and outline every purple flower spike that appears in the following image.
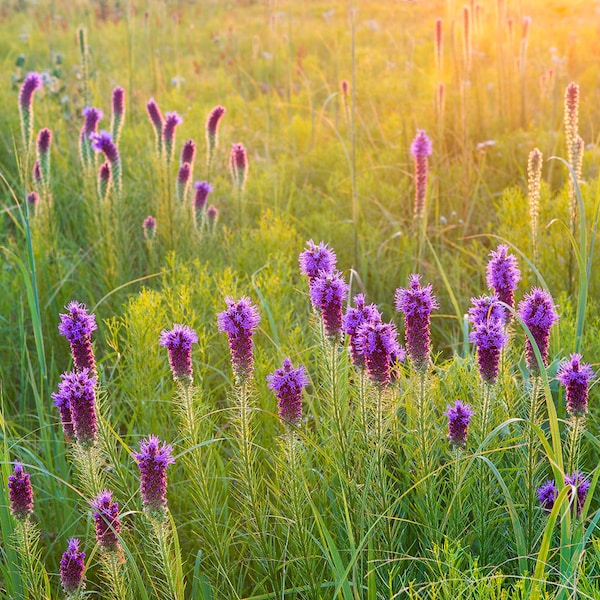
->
[343,294,382,368]
[299,240,337,282]
[354,320,403,387]
[147,97,164,154]
[92,490,121,553]
[133,435,175,518]
[468,294,507,326]
[486,245,521,316]
[206,204,219,231]
[410,129,432,219]
[537,480,558,511]
[518,287,559,373]
[469,318,508,384]
[230,142,249,190]
[394,274,439,373]
[19,72,43,111]
[162,111,182,163]
[217,297,261,384]
[309,271,349,341]
[52,383,75,440]
[37,127,52,153]
[143,215,157,240]
[267,358,309,427]
[90,130,119,163]
[206,105,226,166]
[159,324,198,384]
[194,181,213,211]
[8,462,34,521]
[58,301,98,376]
[112,87,125,117]
[60,538,86,595]
[27,191,39,208]
[98,161,112,201]
[445,400,474,447]
[565,471,591,516]
[51,369,98,447]
[176,162,191,203]
[82,107,104,137]
[181,139,196,166]
[33,161,42,185]
[557,354,595,417]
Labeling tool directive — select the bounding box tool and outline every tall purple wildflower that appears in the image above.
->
[267,358,309,426]
[217,296,261,384]
[469,318,508,384]
[36,128,52,192]
[8,462,34,521]
[90,130,122,193]
[343,294,382,368]
[309,271,349,341]
[206,105,225,168]
[410,129,433,219]
[565,471,591,516]
[194,180,213,210]
[537,480,558,511]
[92,490,121,553]
[468,294,507,326]
[51,369,98,447]
[557,354,595,417]
[181,139,196,166]
[146,98,164,155]
[98,161,112,201]
[162,111,182,164]
[206,204,219,232]
[176,162,191,203]
[486,245,521,315]
[445,400,474,447]
[110,86,125,144]
[394,274,439,373]
[60,538,86,595]
[159,324,198,384]
[80,107,103,170]
[19,72,43,147]
[299,240,337,283]
[143,215,157,240]
[133,435,175,518]
[518,287,559,373]
[230,143,249,191]
[58,301,98,376]
[354,320,404,387]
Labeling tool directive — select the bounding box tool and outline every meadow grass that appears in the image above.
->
[1,0,600,598]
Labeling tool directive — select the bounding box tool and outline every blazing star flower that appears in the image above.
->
[159,324,198,384]
[469,318,508,384]
[206,204,219,231]
[343,294,382,368]
[410,129,433,219]
[8,462,34,521]
[162,111,182,163]
[92,490,121,552]
[58,301,98,376]
[445,400,474,447]
[176,162,191,203]
[82,107,104,137]
[267,358,309,426]
[309,271,349,341]
[19,72,43,146]
[194,181,213,212]
[111,86,125,144]
[33,161,42,186]
[354,320,404,387]
[230,142,249,190]
[143,215,157,240]
[468,294,507,326]
[537,479,558,511]
[60,538,86,595]
[146,97,164,154]
[27,191,39,213]
[486,245,521,315]
[394,274,439,373]
[36,127,52,154]
[98,161,112,201]
[557,354,595,417]
[51,369,98,447]
[518,287,559,373]
[132,435,175,518]
[565,471,591,516]
[217,296,261,384]
[299,240,337,282]
[181,139,196,166]
[90,130,121,192]
[206,105,225,167]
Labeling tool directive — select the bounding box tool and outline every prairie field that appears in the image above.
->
[1,0,600,598]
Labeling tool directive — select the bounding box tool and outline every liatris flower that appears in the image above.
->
[60,538,86,595]
[33,161,42,189]
[557,353,595,417]
[51,369,98,447]
[132,435,175,518]
[217,296,261,384]
[52,382,75,440]
[110,86,125,145]
[528,148,543,260]
[537,480,558,511]
[8,462,34,521]
[309,271,349,341]
[18,72,43,147]
[469,318,508,384]
[410,129,433,220]
[90,130,122,193]
[486,244,521,316]
[206,105,225,168]
[354,320,404,387]
[343,294,382,368]
[159,324,198,384]
[444,400,474,447]
[58,301,98,376]
[162,111,182,164]
[176,162,191,203]
[267,358,309,426]
[299,240,337,283]
[181,139,196,166]
[98,161,112,201]
[194,180,213,212]
[230,142,249,191]
[26,191,39,214]
[79,107,103,170]
[146,97,164,155]
[518,287,559,373]
[564,82,579,166]
[92,490,121,552]
[394,274,439,373]
[565,471,591,516]
[206,204,219,232]
[36,128,52,192]
[143,215,157,240]
[468,294,506,326]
